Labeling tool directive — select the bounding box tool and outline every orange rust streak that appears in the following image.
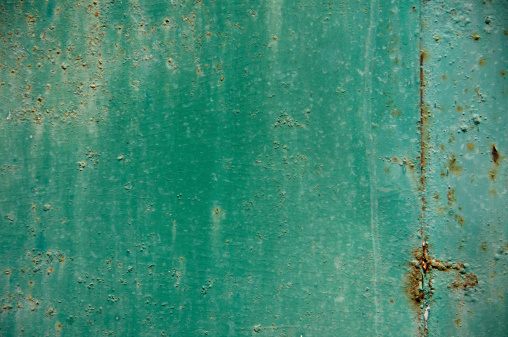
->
[419,51,427,239]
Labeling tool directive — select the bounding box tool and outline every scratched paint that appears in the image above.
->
[0,1,504,336]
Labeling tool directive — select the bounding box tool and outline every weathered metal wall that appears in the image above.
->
[0,0,505,336]
[421,1,507,335]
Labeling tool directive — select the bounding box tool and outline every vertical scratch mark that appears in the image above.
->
[361,0,382,333]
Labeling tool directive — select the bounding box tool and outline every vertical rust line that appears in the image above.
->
[418,1,430,335]
[420,50,427,236]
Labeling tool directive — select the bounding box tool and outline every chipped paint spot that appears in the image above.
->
[492,145,500,165]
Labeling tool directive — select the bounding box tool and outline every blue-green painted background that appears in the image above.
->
[0,0,505,336]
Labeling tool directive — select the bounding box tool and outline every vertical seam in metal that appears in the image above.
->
[419,0,430,335]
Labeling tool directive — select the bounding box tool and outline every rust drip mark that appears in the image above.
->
[492,145,499,165]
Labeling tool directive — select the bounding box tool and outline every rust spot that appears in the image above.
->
[447,155,462,175]
[471,33,481,41]
[455,318,462,326]
[455,105,463,112]
[447,189,456,206]
[489,170,497,180]
[391,109,401,115]
[403,158,415,170]
[466,143,475,150]
[479,59,486,66]
[450,273,478,290]
[45,307,56,317]
[501,70,506,77]
[492,145,499,165]
[454,214,465,225]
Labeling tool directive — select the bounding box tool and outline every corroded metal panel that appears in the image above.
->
[421,1,507,335]
[0,0,505,336]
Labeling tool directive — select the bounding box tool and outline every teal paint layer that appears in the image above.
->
[421,0,508,335]
[3,0,504,336]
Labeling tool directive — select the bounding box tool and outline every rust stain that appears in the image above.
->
[405,249,425,308]
[481,242,488,251]
[405,240,476,314]
[419,49,429,236]
[489,170,497,181]
[454,214,465,225]
[447,189,456,206]
[447,155,462,175]
[450,273,479,290]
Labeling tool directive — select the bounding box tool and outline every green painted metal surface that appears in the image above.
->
[421,1,508,336]
[0,1,505,336]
